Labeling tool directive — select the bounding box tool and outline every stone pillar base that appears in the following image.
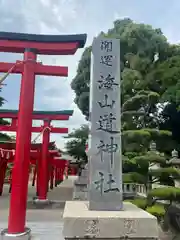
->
[63,201,158,240]
[1,227,31,240]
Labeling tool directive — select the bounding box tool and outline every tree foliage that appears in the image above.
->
[71,18,180,140]
[71,18,177,121]
[71,18,180,208]
[148,187,180,202]
[65,125,88,162]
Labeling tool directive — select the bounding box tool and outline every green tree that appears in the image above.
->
[64,125,88,163]
[71,18,171,120]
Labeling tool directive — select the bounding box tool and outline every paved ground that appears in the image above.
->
[0,176,77,239]
[0,176,77,211]
[0,222,63,240]
[0,176,76,221]
[0,176,174,239]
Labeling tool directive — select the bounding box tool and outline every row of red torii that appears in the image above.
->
[0,31,87,238]
[0,140,77,198]
[0,109,77,198]
[0,109,78,200]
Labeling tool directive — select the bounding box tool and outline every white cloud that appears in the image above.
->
[0,0,89,150]
[0,0,180,150]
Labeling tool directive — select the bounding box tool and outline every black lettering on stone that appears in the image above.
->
[97,137,118,167]
[100,40,112,52]
[97,113,120,134]
[104,173,120,193]
[100,55,113,66]
[94,171,104,196]
[94,172,120,195]
[97,74,118,90]
[98,94,115,109]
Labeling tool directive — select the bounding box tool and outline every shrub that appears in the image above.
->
[146,204,165,220]
[123,129,151,144]
[123,173,134,183]
[126,198,147,210]
[125,198,165,220]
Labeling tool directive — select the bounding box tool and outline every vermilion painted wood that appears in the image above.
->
[0,62,68,76]
[0,40,79,55]
[8,51,37,233]
[0,112,71,120]
[0,32,87,54]
[38,120,50,200]
[0,125,69,133]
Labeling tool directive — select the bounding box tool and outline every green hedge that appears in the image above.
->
[126,198,147,210]
[126,198,165,220]
[148,187,180,201]
[133,154,166,165]
[146,204,165,219]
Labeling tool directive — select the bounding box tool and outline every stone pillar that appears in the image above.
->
[88,37,122,211]
[63,37,158,240]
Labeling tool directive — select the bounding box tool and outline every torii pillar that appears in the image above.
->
[0,32,86,239]
[38,120,50,201]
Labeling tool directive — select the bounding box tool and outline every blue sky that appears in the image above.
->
[0,0,179,149]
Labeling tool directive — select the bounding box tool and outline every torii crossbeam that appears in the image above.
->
[0,109,73,133]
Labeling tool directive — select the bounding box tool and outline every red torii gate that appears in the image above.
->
[0,31,86,237]
[0,109,73,201]
[0,142,65,197]
[0,141,69,198]
[28,145,69,197]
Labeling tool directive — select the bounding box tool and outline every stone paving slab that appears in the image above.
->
[0,209,64,222]
[0,176,77,210]
[0,222,63,240]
